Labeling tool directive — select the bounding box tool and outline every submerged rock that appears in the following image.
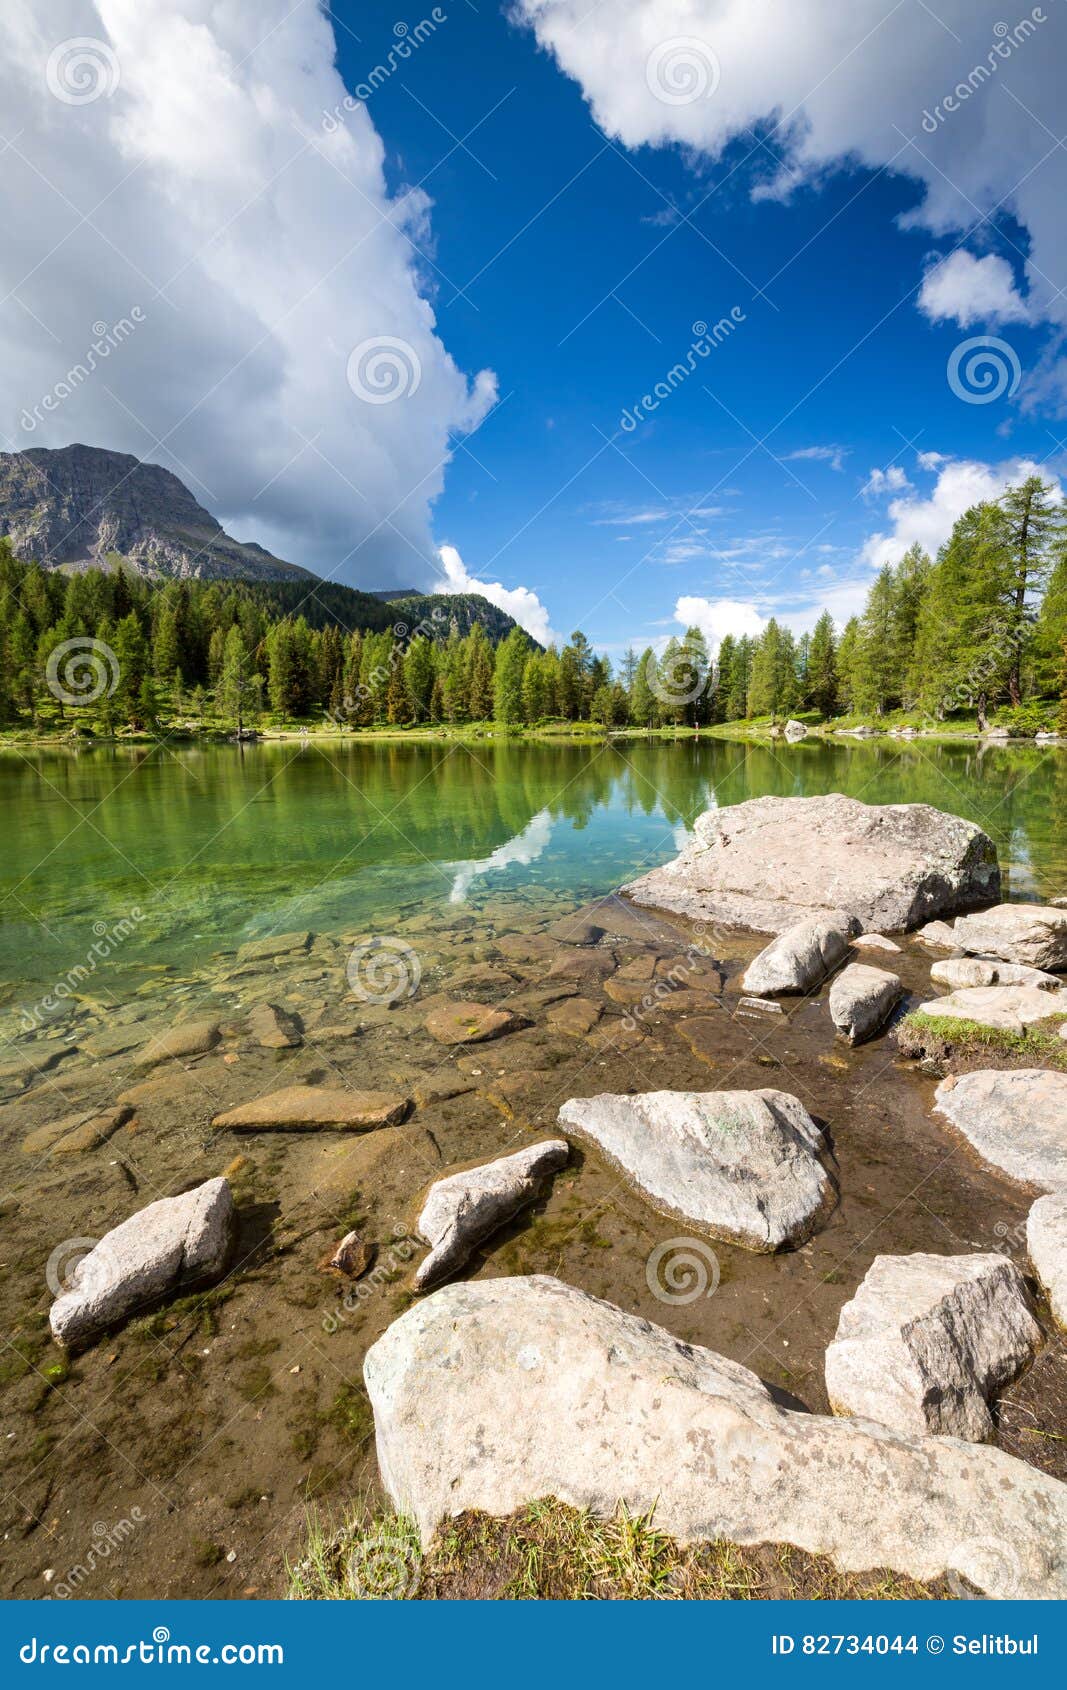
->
[933,1070,1067,1191]
[363,1275,1067,1596]
[414,1140,569,1290]
[235,931,311,964]
[246,1002,303,1048]
[951,904,1067,971]
[50,1177,235,1350]
[824,1253,1040,1441]
[828,963,903,1044]
[557,1088,835,1251]
[623,794,998,935]
[425,1001,528,1045]
[1028,1196,1067,1328]
[135,1020,221,1068]
[213,1085,411,1131]
[742,915,853,995]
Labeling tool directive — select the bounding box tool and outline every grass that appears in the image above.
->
[287,1497,949,1601]
[898,1009,1067,1071]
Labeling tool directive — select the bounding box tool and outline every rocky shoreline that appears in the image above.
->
[4,795,1067,1598]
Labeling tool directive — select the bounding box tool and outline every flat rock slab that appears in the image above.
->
[623,795,999,935]
[829,963,903,1045]
[952,904,1067,971]
[934,1070,1067,1191]
[425,1001,528,1045]
[363,1275,1067,1597]
[916,920,959,949]
[546,997,602,1037]
[22,1104,132,1157]
[544,917,604,947]
[557,1088,835,1251]
[825,1253,1040,1441]
[675,1017,725,1066]
[920,984,1067,1034]
[235,931,312,964]
[213,1085,411,1131]
[246,1002,303,1048]
[1028,1196,1067,1328]
[414,1140,569,1290]
[743,916,852,995]
[50,1177,235,1350]
[930,957,1063,992]
[851,934,902,954]
[136,1020,221,1068]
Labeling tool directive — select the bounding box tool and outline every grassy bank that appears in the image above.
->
[897,1010,1067,1072]
[287,1498,948,1601]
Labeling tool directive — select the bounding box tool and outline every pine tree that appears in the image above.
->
[630,648,657,727]
[998,476,1064,705]
[493,626,529,723]
[806,612,838,717]
[218,625,252,732]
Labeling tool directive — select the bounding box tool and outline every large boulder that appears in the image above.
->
[933,1070,1067,1192]
[557,1089,835,1251]
[951,904,1067,971]
[363,1275,1067,1596]
[824,1253,1040,1441]
[623,795,998,934]
[828,963,903,1044]
[918,985,1066,1035]
[50,1178,235,1350]
[930,957,1063,992]
[1027,1196,1067,1328]
[414,1141,569,1290]
[741,915,852,995]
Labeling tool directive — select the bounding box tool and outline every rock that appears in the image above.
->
[321,1230,373,1278]
[49,1177,235,1350]
[784,719,808,740]
[235,931,312,964]
[413,1079,476,1108]
[951,904,1067,971]
[544,917,604,947]
[546,997,602,1037]
[624,795,998,935]
[1028,1196,1067,1327]
[851,934,902,954]
[675,1017,723,1066]
[930,956,1063,992]
[934,1070,1067,1191]
[735,996,783,1018]
[22,1104,132,1158]
[557,1088,835,1252]
[824,1253,1040,1441]
[246,1002,302,1048]
[917,984,1066,1034]
[414,1141,569,1290]
[363,1275,1067,1596]
[915,920,958,949]
[425,1001,528,1045]
[212,1085,411,1131]
[828,964,903,1044]
[742,915,853,995]
[135,1020,220,1068]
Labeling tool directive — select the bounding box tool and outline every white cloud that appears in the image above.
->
[0,0,496,586]
[514,1,1067,357]
[673,594,767,652]
[784,444,847,471]
[860,454,1063,568]
[435,544,559,646]
[918,250,1032,328]
[593,508,670,525]
[862,465,911,499]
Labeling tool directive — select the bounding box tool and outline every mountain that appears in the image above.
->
[0,443,313,583]
[387,591,532,646]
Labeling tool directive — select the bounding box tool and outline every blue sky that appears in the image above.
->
[2,1,1064,658]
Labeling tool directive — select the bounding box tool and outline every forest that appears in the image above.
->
[1,475,1065,736]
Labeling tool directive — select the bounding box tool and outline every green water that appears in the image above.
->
[4,736,1066,1005]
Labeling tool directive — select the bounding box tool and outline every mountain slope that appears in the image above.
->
[0,443,313,583]
[387,591,531,646]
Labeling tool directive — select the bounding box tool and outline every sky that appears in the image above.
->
[2,1,1067,658]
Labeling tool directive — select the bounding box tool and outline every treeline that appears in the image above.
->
[2,475,1066,735]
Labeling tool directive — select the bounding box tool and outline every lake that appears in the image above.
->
[4,734,1065,1013]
